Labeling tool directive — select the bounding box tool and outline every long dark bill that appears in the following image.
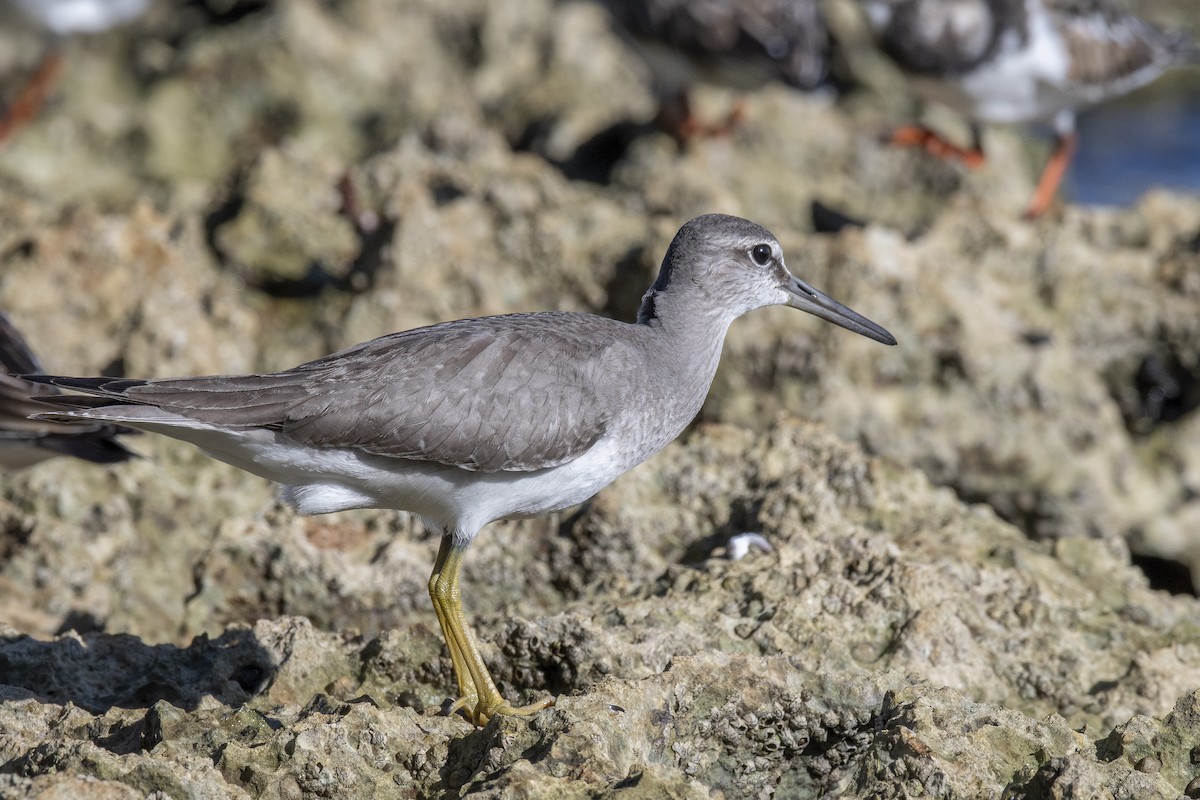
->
[785,276,897,346]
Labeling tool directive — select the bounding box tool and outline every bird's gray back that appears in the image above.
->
[112,313,645,473]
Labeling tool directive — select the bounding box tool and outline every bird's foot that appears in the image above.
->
[445,691,480,719]
[888,124,985,168]
[462,693,556,727]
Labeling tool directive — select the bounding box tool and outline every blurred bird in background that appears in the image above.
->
[597,0,832,139]
[0,312,136,468]
[857,0,1199,218]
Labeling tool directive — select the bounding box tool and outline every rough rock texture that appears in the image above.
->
[6,422,1200,798]
[1,0,1200,798]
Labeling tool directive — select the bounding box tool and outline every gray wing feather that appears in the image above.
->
[278,317,619,471]
[0,375,72,435]
[58,313,628,473]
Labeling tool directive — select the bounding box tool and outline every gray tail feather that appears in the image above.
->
[21,375,151,403]
[16,375,145,457]
[27,393,142,410]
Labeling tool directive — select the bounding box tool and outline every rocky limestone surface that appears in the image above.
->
[5,421,1200,798]
[0,0,1199,798]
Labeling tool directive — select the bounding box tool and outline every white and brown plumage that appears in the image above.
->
[859,0,1199,217]
[0,312,135,468]
[26,215,895,725]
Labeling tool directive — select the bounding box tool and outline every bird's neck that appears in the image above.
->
[636,288,735,392]
[640,281,734,326]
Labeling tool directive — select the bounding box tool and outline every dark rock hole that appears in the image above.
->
[602,245,654,322]
[513,117,652,185]
[430,181,466,206]
[54,610,105,636]
[1130,553,1197,596]
[1119,352,1200,434]
[229,662,270,693]
[811,200,865,234]
[0,518,33,561]
[184,0,271,26]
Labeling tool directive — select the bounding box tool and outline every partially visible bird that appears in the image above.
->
[0,312,136,468]
[597,0,831,139]
[23,214,896,725]
[857,0,1199,218]
[0,0,150,143]
[10,0,148,34]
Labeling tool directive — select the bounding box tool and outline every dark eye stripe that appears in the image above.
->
[751,244,772,266]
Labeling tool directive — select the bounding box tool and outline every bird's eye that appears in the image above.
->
[751,244,772,266]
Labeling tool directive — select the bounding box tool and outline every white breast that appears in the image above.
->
[965,11,1073,123]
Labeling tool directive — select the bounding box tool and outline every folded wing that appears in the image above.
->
[33,313,629,473]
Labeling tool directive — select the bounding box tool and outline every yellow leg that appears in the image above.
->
[428,537,478,715]
[428,535,555,726]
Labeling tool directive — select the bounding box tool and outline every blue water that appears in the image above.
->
[1066,73,1200,207]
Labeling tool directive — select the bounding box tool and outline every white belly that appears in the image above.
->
[196,428,632,543]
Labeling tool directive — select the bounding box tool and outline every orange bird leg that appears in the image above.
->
[889,124,986,168]
[1023,131,1078,220]
[0,49,66,144]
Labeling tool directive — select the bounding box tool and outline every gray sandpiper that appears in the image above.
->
[28,213,896,725]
